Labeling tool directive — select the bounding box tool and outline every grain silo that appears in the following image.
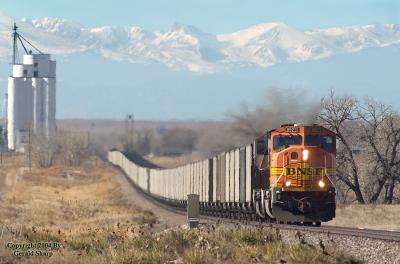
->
[7,23,56,151]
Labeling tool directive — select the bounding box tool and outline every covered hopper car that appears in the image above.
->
[108,124,336,226]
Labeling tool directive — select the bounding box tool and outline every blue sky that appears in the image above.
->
[1,0,399,32]
[1,0,399,120]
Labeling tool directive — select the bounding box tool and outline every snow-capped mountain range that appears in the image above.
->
[0,14,400,73]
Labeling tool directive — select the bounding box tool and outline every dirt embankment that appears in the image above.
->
[111,166,187,227]
[329,204,400,231]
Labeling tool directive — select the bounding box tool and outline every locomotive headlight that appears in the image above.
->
[318,180,325,188]
[302,150,309,161]
[285,180,291,187]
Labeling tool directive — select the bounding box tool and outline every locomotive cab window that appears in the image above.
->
[305,135,335,151]
[273,135,302,150]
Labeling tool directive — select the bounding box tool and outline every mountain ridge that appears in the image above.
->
[1,14,399,73]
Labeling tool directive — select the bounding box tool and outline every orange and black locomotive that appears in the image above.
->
[252,124,336,225]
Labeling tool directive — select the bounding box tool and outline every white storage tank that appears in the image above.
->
[7,77,34,151]
[32,78,44,132]
[12,64,33,78]
[7,53,56,151]
[23,54,34,65]
[44,77,56,135]
[49,60,56,78]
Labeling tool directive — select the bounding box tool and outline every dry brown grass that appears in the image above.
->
[0,153,26,195]
[329,204,400,231]
[0,165,154,229]
[0,156,357,263]
[0,160,157,263]
[1,223,357,264]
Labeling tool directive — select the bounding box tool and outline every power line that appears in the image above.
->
[12,22,43,64]
[18,34,43,54]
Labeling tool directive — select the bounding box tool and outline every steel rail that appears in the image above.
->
[201,215,400,242]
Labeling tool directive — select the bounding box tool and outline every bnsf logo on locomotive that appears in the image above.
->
[285,167,324,176]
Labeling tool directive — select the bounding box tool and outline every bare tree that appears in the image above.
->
[195,125,236,157]
[134,129,154,155]
[159,128,198,156]
[57,131,90,166]
[31,131,58,168]
[358,99,400,203]
[318,90,365,203]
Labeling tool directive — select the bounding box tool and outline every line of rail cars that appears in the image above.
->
[108,124,336,225]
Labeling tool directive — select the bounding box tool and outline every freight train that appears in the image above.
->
[108,124,336,226]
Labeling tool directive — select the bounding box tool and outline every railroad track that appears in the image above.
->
[308,225,400,242]
[201,215,400,242]
[116,165,400,243]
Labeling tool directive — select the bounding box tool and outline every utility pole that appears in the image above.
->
[87,131,90,148]
[125,113,135,150]
[12,23,18,64]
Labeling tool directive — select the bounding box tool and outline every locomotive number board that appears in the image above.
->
[285,127,299,133]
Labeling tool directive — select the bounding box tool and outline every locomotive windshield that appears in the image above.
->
[305,135,334,151]
[273,135,302,150]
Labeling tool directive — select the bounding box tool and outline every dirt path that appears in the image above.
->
[0,167,27,200]
[111,166,189,228]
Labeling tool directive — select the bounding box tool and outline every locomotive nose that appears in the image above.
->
[298,197,313,213]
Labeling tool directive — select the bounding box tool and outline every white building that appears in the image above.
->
[7,53,56,151]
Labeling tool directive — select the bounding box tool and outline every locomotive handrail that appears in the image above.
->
[274,153,286,185]
[324,154,335,186]
[274,171,285,185]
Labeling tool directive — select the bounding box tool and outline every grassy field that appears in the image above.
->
[1,220,355,263]
[0,159,357,263]
[0,162,157,263]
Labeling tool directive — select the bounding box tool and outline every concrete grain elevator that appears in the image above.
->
[7,23,56,151]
